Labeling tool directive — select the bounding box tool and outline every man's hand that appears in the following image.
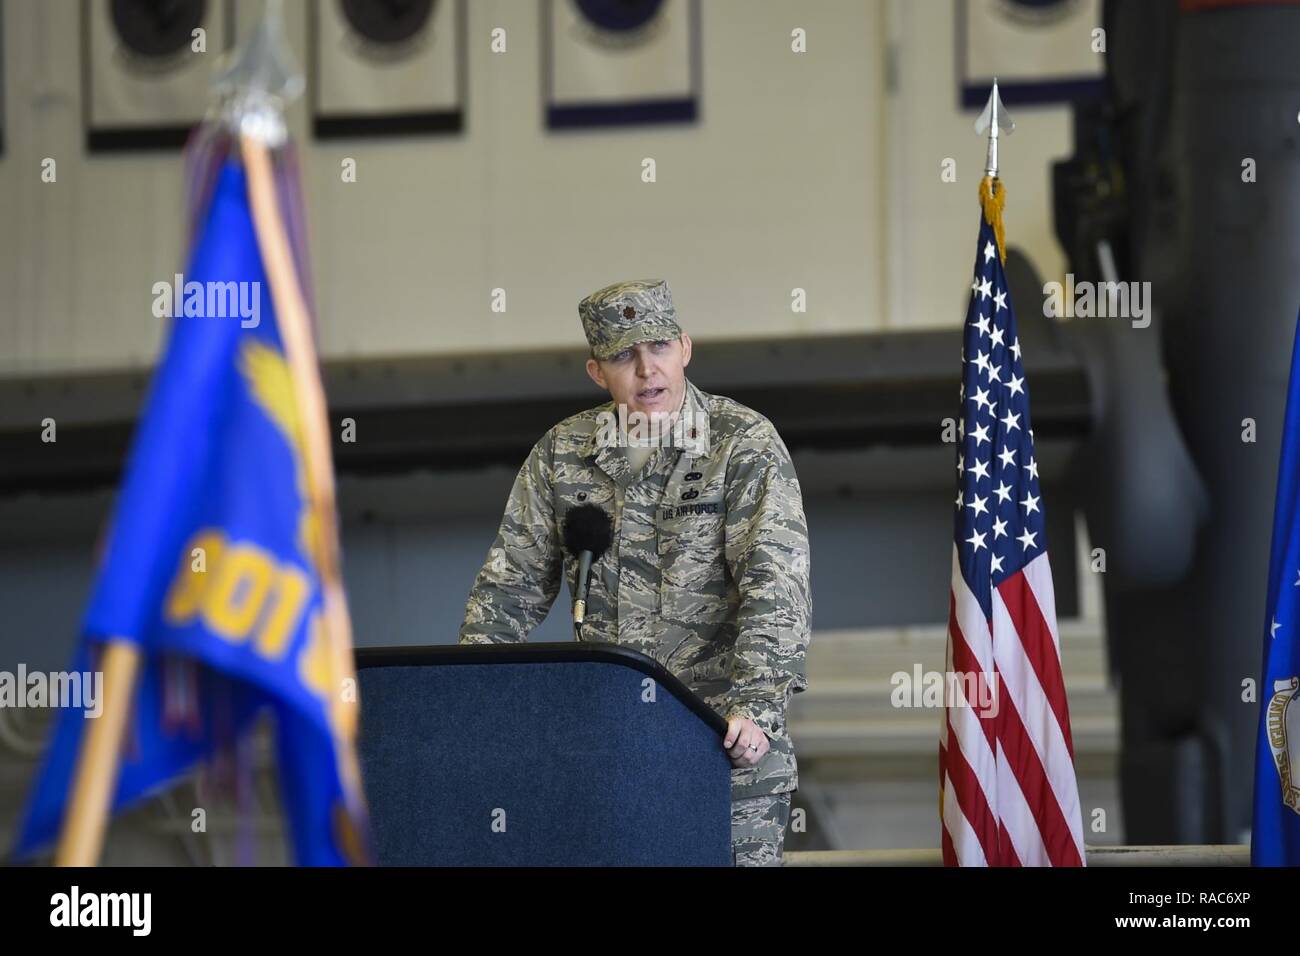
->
[723,716,770,768]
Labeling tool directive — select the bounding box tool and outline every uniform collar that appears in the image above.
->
[678,378,712,458]
[580,377,712,461]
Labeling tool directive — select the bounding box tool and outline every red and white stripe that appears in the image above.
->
[940,546,1086,866]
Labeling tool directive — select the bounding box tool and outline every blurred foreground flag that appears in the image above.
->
[10,138,370,865]
[939,176,1086,867]
[1252,310,1300,866]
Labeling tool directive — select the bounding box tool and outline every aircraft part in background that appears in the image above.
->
[311,0,465,138]
[545,0,698,129]
[83,0,233,151]
[958,0,1104,108]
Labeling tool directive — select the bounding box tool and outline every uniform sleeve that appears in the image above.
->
[458,433,563,644]
[722,420,812,739]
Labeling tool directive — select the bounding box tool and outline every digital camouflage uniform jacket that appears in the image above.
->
[458,378,812,799]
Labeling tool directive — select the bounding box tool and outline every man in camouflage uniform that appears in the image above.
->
[458,278,811,866]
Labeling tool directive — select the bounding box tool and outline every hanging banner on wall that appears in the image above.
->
[311,0,464,138]
[958,0,1104,108]
[545,0,699,130]
[83,0,233,151]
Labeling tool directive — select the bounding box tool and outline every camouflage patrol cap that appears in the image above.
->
[579,279,683,360]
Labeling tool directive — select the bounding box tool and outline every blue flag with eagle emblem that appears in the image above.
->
[1253,310,1300,866]
[10,158,370,865]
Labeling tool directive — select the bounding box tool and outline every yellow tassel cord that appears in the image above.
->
[979,175,1007,265]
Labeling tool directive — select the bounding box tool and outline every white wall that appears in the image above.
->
[0,0,1075,376]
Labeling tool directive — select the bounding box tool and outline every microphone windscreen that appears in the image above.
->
[562,503,613,560]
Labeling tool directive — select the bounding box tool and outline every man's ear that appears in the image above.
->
[679,332,692,368]
[586,356,608,391]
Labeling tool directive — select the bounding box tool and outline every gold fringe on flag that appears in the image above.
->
[979,175,1007,265]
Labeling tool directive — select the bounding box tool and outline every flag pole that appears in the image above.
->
[53,640,140,865]
[216,9,344,659]
[974,78,1014,263]
[239,135,366,836]
[230,0,365,857]
[239,131,356,696]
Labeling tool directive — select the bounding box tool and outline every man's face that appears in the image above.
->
[586,334,693,422]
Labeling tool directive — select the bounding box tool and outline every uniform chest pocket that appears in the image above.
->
[657,499,728,621]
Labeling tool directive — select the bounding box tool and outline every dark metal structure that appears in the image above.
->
[1050,0,1300,843]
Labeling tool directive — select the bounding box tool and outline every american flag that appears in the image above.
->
[939,180,1086,867]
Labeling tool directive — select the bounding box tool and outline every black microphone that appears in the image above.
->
[561,504,613,628]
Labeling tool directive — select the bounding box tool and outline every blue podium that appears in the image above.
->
[355,642,733,866]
